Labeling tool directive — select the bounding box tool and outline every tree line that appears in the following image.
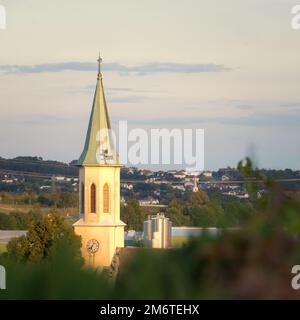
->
[0,191,78,208]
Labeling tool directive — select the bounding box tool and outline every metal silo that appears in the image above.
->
[143,213,172,248]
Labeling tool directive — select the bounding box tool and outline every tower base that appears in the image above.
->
[74,219,125,268]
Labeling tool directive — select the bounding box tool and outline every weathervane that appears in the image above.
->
[97,53,102,79]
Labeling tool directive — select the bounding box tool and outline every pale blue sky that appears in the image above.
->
[0,0,300,170]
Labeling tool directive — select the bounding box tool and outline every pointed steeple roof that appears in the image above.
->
[78,55,120,166]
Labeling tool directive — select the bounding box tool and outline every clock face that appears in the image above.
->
[86,239,100,254]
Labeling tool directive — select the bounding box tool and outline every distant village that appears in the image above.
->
[119,166,253,204]
[2,159,298,206]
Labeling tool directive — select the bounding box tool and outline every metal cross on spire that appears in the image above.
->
[97,53,102,79]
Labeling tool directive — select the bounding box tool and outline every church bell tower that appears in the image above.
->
[74,55,125,268]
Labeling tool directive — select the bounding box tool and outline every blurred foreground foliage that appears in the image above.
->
[116,159,300,299]
[0,244,113,299]
[1,158,300,299]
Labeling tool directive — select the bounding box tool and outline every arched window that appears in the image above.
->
[81,182,84,213]
[103,183,110,213]
[90,183,96,213]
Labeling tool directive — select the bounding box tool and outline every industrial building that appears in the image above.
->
[143,213,172,248]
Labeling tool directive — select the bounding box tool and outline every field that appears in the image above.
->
[0,204,37,214]
[171,236,191,248]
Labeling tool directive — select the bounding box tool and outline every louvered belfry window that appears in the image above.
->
[103,183,110,213]
[90,183,96,213]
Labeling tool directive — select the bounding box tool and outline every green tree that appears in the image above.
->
[57,192,78,208]
[190,203,224,227]
[7,213,82,264]
[168,197,182,209]
[0,212,12,229]
[121,199,144,231]
[166,207,182,226]
[165,197,190,226]
[38,194,55,206]
[188,190,209,208]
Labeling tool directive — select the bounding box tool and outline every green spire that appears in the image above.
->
[78,55,119,166]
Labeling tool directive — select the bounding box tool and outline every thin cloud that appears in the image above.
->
[19,114,69,126]
[128,113,300,127]
[77,85,145,103]
[0,62,231,75]
[82,86,135,93]
[236,105,254,110]
[108,87,134,92]
[107,96,144,104]
[280,103,300,108]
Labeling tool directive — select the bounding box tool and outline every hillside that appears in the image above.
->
[0,156,78,177]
